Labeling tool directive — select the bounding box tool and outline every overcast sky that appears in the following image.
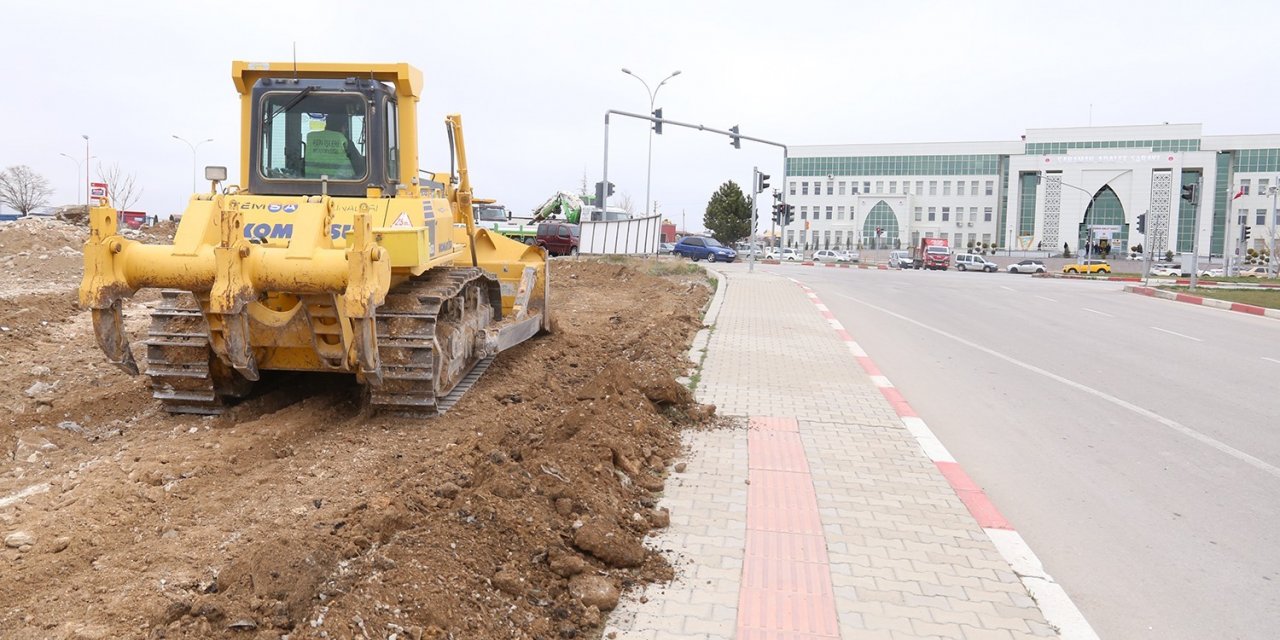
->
[2,0,1277,230]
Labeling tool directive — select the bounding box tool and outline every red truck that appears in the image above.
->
[912,237,951,270]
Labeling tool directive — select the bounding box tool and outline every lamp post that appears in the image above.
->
[82,134,90,208]
[620,68,681,216]
[59,153,83,205]
[1053,178,1099,261]
[1270,183,1278,277]
[171,135,213,194]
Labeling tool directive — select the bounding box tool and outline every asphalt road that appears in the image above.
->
[739,262,1280,639]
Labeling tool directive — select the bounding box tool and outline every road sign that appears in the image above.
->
[90,182,108,206]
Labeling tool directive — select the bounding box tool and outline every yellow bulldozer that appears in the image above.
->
[80,61,549,415]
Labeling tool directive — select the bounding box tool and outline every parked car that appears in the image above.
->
[766,247,800,261]
[1239,265,1272,277]
[838,250,860,263]
[954,254,998,272]
[741,246,767,260]
[813,249,849,263]
[1198,267,1224,278]
[888,250,913,269]
[672,236,737,263]
[1063,259,1111,274]
[535,221,580,256]
[1149,263,1186,277]
[658,242,675,255]
[1006,259,1046,274]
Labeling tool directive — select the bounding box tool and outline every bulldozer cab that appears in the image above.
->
[249,77,398,197]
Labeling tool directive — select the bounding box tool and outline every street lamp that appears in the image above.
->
[171,135,213,194]
[82,134,90,209]
[620,68,681,216]
[1269,183,1278,277]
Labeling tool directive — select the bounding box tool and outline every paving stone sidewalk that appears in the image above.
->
[604,267,1058,639]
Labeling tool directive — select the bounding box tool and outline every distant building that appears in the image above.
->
[787,123,1280,258]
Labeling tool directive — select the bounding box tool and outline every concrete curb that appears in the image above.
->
[756,259,887,270]
[687,265,728,365]
[1124,285,1280,320]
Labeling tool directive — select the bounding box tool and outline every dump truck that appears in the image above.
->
[80,61,549,415]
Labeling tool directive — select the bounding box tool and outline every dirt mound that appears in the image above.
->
[0,257,713,639]
[0,217,87,297]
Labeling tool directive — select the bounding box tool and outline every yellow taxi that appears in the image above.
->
[1063,259,1111,274]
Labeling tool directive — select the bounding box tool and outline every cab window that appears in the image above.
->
[259,92,368,182]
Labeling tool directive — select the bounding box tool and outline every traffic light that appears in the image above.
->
[1136,213,1147,235]
[756,171,770,193]
[773,190,783,202]
[729,125,741,149]
[782,204,795,227]
[1181,183,1198,204]
[876,226,883,237]
[594,180,615,204]
[772,203,785,226]
[1243,225,1252,243]
[652,108,663,135]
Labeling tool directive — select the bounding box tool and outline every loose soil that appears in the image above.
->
[0,221,714,640]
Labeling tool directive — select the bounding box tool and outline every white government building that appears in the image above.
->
[783,123,1280,260]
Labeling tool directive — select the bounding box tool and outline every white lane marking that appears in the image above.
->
[837,292,1280,480]
[1263,357,1280,365]
[986,529,1101,640]
[1037,295,1059,303]
[1151,326,1203,342]
[1000,286,1016,292]
[1083,308,1113,317]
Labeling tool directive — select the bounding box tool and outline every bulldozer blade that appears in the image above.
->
[220,312,260,381]
[92,301,139,375]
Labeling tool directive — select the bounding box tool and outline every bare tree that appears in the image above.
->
[0,165,54,215]
[95,163,144,211]
[617,191,635,215]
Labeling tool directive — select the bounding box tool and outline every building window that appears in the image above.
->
[985,180,994,196]
[801,181,809,195]
[943,181,952,196]
[834,230,843,247]
[971,180,979,196]
[967,233,977,246]
[786,229,794,247]
[863,181,871,194]
[837,205,846,220]
[916,180,924,194]
[929,180,938,195]
[826,181,834,195]
[928,207,937,221]
[889,181,898,194]
[925,231,934,238]
[984,206,993,222]
[1259,178,1270,193]
[800,206,808,220]
[957,181,965,196]
[911,231,920,247]
[982,233,992,244]
[790,182,796,196]
[875,181,884,193]
[953,233,962,246]
[1238,209,1247,225]
[826,206,833,220]
[914,207,923,221]
[838,181,846,195]
[1258,209,1268,225]
[942,207,950,222]
[1240,179,1251,195]
[824,230,831,249]
[851,181,860,194]
[970,207,978,222]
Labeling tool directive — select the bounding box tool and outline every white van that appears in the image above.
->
[954,253,997,272]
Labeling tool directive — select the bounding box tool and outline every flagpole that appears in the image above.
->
[1222,155,1237,276]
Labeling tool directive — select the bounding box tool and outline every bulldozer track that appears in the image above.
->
[142,268,501,416]
[144,291,237,415]
[369,267,502,415]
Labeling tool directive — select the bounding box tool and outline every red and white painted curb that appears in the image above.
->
[758,259,889,270]
[793,278,1100,640]
[1125,284,1280,320]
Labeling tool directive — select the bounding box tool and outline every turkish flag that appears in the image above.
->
[1233,188,1246,200]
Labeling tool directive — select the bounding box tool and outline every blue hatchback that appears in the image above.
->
[672,236,737,263]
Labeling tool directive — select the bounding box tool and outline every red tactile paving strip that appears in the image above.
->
[737,417,841,639]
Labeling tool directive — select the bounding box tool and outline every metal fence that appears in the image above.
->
[579,214,662,256]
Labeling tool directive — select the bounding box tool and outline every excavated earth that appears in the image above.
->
[0,217,714,639]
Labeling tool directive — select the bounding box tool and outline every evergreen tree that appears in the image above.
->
[702,181,752,244]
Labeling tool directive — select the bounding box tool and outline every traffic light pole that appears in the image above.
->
[602,109,788,257]
[1189,179,1203,290]
[750,166,759,273]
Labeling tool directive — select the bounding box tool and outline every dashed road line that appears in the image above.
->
[1000,285,1016,292]
[1151,326,1203,342]
[1037,295,1059,303]
[1263,357,1280,365]
[1083,308,1113,317]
